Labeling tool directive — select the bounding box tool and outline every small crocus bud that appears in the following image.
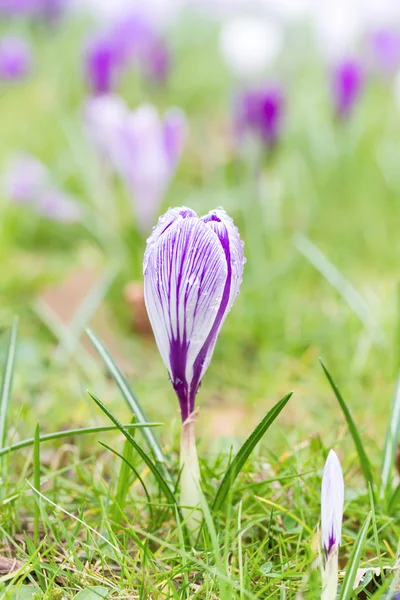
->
[331,57,364,118]
[235,85,284,148]
[143,206,245,530]
[84,32,121,95]
[321,449,344,600]
[219,16,283,80]
[0,36,32,81]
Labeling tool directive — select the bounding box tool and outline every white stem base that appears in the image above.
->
[180,418,202,535]
[322,546,339,600]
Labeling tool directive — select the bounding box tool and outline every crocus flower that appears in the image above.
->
[143,206,245,530]
[321,449,344,600]
[235,85,284,147]
[3,154,48,203]
[37,188,81,222]
[332,58,364,118]
[0,0,63,18]
[219,16,283,80]
[83,12,171,94]
[368,28,400,74]
[3,153,81,222]
[85,97,186,233]
[0,36,32,81]
[84,32,121,95]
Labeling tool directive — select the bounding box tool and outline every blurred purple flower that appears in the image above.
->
[235,85,284,147]
[0,36,32,81]
[143,207,245,422]
[84,12,170,94]
[369,28,400,74]
[37,188,81,222]
[3,154,47,203]
[332,58,364,118]
[0,0,63,18]
[3,153,81,222]
[85,32,121,95]
[85,97,186,232]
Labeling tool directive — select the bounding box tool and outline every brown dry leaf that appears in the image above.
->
[208,406,247,437]
[124,281,152,336]
[38,265,131,373]
[0,556,24,575]
[354,560,400,597]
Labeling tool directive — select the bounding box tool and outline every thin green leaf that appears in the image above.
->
[320,360,375,499]
[212,392,292,513]
[0,423,159,458]
[33,423,40,547]
[113,417,136,522]
[86,328,172,487]
[99,441,152,507]
[381,373,400,500]
[0,317,18,451]
[88,392,177,508]
[339,512,372,600]
[294,233,382,344]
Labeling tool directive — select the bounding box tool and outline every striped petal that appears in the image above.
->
[321,450,345,556]
[144,206,244,421]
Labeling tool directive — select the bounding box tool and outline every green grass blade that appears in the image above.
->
[0,423,159,458]
[99,441,152,508]
[113,417,136,522]
[0,317,18,452]
[338,512,372,600]
[86,328,172,487]
[320,360,375,498]
[212,392,292,513]
[33,423,40,547]
[381,373,400,500]
[88,391,177,508]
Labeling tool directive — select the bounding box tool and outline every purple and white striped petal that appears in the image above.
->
[321,450,345,556]
[144,206,244,422]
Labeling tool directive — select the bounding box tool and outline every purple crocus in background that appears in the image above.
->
[143,206,245,530]
[0,36,32,81]
[332,57,364,118]
[3,153,81,223]
[85,32,121,96]
[85,96,186,233]
[368,28,400,74]
[84,12,170,94]
[0,0,63,18]
[321,449,344,600]
[235,85,284,147]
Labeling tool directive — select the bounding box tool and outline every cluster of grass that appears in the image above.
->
[1,10,400,599]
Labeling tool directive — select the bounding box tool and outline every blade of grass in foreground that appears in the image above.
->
[338,512,371,600]
[0,423,157,458]
[88,392,177,508]
[381,373,400,501]
[320,360,375,500]
[86,328,173,488]
[0,318,18,453]
[212,392,292,513]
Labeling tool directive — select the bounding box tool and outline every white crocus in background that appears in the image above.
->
[219,15,283,80]
[321,449,345,600]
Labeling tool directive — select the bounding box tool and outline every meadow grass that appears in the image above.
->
[0,13,400,599]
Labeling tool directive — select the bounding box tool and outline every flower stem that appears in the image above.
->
[322,546,339,600]
[180,415,202,535]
